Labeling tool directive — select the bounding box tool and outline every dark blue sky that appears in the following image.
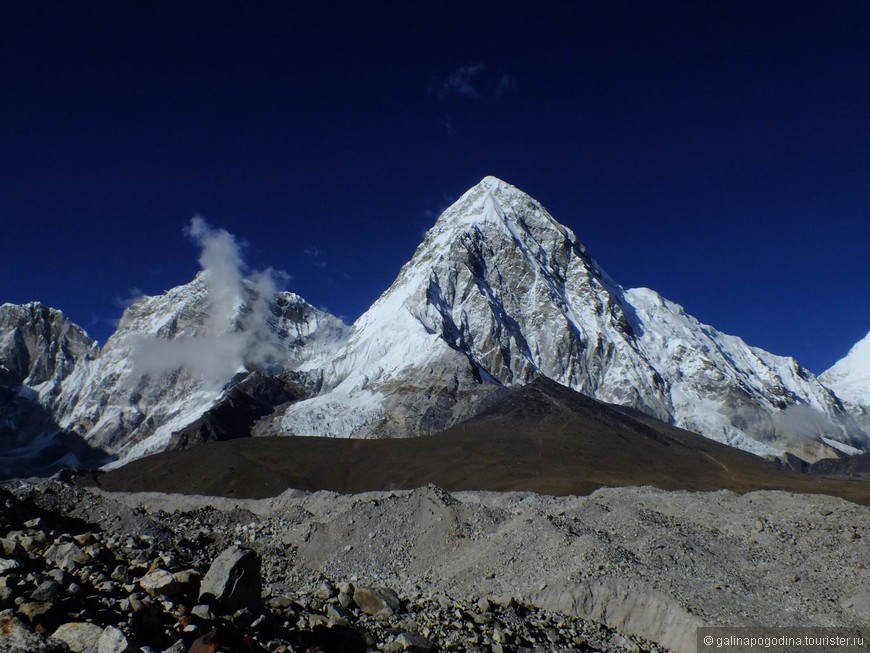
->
[2,1,868,373]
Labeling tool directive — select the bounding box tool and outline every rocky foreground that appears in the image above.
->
[1,479,868,653]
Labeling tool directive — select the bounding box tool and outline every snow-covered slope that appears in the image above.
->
[622,288,860,458]
[1,276,348,470]
[278,176,866,459]
[821,332,870,407]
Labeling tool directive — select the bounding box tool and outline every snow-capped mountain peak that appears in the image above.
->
[429,175,578,247]
[2,177,867,472]
[821,331,870,406]
[0,273,349,474]
[275,178,865,460]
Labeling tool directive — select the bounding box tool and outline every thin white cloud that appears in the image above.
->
[131,217,290,386]
[115,287,145,309]
[430,64,517,100]
[304,246,328,270]
[441,63,486,98]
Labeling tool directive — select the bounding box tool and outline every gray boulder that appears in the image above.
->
[52,622,104,652]
[0,612,71,653]
[352,586,400,618]
[138,569,179,597]
[198,546,262,612]
[161,641,187,653]
[44,541,89,572]
[97,626,138,653]
[394,632,435,652]
[0,559,20,575]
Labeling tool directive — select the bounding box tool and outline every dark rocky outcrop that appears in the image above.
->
[809,450,870,478]
[166,372,312,451]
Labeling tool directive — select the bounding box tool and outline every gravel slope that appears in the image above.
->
[56,482,869,653]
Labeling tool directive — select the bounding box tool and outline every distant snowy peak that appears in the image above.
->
[0,302,97,391]
[62,273,348,462]
[822,331,870,406]
[431,176,578,241]
[109,273,348,372]
[0,275,347,471]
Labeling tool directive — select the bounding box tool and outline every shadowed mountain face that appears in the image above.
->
[809,451,870,479]
[166,371,314,451]
[92,378,870,505]
[0,303,110,478]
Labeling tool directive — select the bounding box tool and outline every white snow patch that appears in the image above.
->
[821,331,870,406]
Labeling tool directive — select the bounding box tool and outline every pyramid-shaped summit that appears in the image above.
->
[275,178,863,460]
[427,175,576,241]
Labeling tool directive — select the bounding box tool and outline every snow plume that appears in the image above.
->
[132,217,288,386]
[775,404,833,438]
[187,216,246,334]
[771,403,869,455]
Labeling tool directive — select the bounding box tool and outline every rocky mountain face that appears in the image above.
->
[0,303,103,476]
[0,303,97,392]
[0,276,349,474]
[1,176,868,473]
[55,274,348,464]
[276,177,866,460]
[166,371,315,452]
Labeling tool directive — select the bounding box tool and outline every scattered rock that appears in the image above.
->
[31,580,61,602]
[162,640,187,653]
[44,541,88,572]
[0,612,71,653]
[394,631,435,652]
[172,568,200,592]
[17,600,54,624]
[97,626,137,653]
[352,586,400,618]
[314,580,334,600]
[198,546,262,612]
[0,586,14,609]
[1,478,867,653]
[139,569,179,597]
[52,622,104,652]
[191,604,214,620]
[0,558,20,574]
